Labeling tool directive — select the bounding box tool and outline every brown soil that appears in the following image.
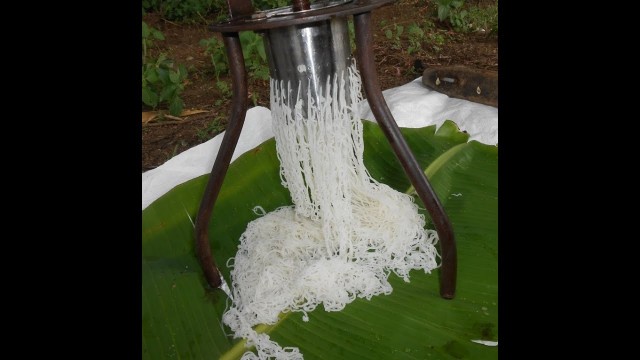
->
[142,0,498,172]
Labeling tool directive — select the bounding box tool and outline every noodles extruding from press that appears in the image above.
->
[222,62,440,359]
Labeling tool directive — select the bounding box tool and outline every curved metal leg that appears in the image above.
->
[195,32,249,288]
[354,12,457,299]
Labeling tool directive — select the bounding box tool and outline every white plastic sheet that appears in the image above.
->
[142,77,498,210]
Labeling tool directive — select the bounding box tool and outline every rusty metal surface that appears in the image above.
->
[194,33,249,289]
[211,0,395,32]
[226,0,254,19]
[354,12,458,300]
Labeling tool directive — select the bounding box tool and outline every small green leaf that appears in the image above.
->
[142,87,158,108]
[178,64,188,81]
[145,68,159,84]
[157,68,170,84]
[169,98,184,116]
[142,21,150,38]
[169,70,180,84]
[385,29,393,39]
[438,7,449,21]
[152,30,165,41]
[156,53,167,65]
[159,84,177,102]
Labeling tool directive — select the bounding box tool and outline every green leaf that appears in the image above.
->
[142,21,150,38]
[438,7,449,21]
[144,67,159,84]
[157,68,170,84]
[178,64,188,81]
[169,98,184,116]
[152,29,165,41]
[452,0,465,9]
[408,24,423,36]
[142,120,498,359]
[169,70,180,84]
[142,87,158,108]
[156,53,168,65]
[159,84,177,102]
[384,29,393,39]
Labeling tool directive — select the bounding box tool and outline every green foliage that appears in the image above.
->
[449,9,469,31]
[466,3,498,34]
[199,37,228,80]
[197,36,231,108]
[142,21,165,63]
[383,19,451,55]
[240,31,269,81]
[421,20,448,52]
[142,54,189,116]
[435,0,466,22]
[142,21,189,116]
[196,114,227,141]
[142,0,224,22]
[200,31,269,83]
[435,0,498,34]
[214,80,232,106]
[407,23,425,55]
[384,24,404,50]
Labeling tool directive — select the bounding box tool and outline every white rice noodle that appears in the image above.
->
[222,61,440,359]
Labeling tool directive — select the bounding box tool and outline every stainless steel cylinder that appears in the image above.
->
[263,15,353,112]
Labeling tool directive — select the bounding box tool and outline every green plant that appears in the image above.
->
[200,31,269,82]
[417,18,447,52]
[429,33,446,52]
[199,37,228,80]
[142,0,224,22]
[384,24,404,50]
[240,31,269,81]
[381,19,450,56]
[435,0,498,34]
[196,114,227,141]
[142,54,189,116]
[142,21,165,64]
[406,23,425,55]
[466,3,498,34]
[214,80,232,106]
[435,0,466,23]
[449,8,469,31]
[142,21,189,116]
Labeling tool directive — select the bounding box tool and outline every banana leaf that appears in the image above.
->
[142,120,498,359]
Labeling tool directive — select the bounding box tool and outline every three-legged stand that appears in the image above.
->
[195,2,457,299]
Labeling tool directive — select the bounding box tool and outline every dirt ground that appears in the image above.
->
[142,0,498,172]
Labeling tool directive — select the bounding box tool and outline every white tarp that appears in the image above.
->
[142,77,498,210]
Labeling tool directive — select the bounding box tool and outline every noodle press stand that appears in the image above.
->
[194,0,458,299]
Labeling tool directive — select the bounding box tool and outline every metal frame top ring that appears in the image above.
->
[210,0,395,32]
